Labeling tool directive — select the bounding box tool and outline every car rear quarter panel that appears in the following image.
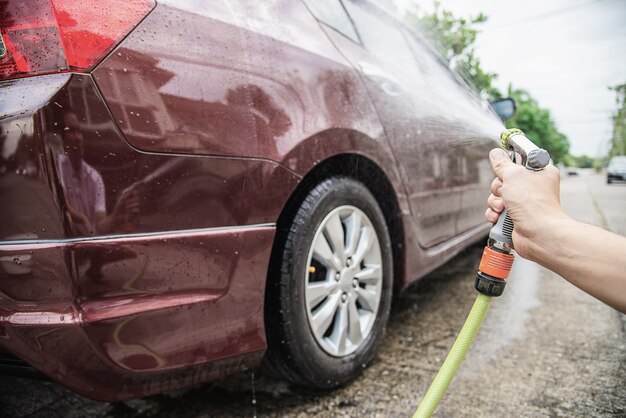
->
[92,0,403,187]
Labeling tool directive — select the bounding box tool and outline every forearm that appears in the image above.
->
[526,217,626,314]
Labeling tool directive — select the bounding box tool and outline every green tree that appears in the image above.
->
[504,86,569,163]
[609,83,626,156]
[563,154,594,168]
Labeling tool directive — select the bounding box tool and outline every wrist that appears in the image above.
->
[522,214,574,264]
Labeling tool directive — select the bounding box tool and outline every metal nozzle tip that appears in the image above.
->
[500,128,524,148]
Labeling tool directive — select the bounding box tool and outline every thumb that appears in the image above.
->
[489,148,515,179]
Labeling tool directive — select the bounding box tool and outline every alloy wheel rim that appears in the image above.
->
[304,205,383,357]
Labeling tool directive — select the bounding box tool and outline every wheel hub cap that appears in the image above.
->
[340,269,355,292]
[304,205,383,357]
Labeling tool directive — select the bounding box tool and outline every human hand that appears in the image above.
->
[66,208,96,235]
[112,187,141,223]
[485,148,568,260]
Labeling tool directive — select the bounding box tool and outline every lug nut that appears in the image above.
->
[335,272,340,281]
[341,293,347,302]
[353,279,359,288]
[346,257,352,267]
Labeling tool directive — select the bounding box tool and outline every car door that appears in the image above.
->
[332,0,503,244]
[398,26,503,236]
[324,0,460,247]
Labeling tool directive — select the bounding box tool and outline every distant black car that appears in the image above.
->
[607,156,626,183]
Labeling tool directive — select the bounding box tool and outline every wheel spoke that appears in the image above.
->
[324,212,345,262]
[306,280,337,308]
[347,297,363,346]
[329,301,348,355]
[310,290,341,337]
[355,264,382,285]
[352,225,374,266]
[313,234,342,271]
[356,287,378,312]
[344,211,362,257]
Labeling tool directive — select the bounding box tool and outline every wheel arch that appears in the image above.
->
[269,153,406,297]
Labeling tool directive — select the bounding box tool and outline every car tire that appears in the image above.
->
[263,176,393,389]
[607,177,612,184]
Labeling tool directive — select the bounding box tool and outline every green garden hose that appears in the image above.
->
[413,293,493,418]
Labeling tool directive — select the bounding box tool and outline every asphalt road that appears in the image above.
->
[1,171,625,417]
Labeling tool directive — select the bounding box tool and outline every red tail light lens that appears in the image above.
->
[0,0,154,81]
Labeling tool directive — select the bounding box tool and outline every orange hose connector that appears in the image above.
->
[478,246,514,279]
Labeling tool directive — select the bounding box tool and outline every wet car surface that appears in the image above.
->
[1,0,506,401]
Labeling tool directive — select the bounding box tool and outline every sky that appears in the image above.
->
[397,0,626,157]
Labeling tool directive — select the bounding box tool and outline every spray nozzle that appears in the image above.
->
[500,128,551,170]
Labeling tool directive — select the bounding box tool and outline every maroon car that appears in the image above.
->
[0,0,512,401]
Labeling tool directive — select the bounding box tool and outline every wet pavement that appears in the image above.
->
[1,171,625,417]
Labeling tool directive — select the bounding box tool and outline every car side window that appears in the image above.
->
[302,0,360,43]
[341,1,418,75]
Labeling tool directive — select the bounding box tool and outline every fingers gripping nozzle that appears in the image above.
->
[501,128,551,171]
[475,129,551,297]
[491,129,551,247]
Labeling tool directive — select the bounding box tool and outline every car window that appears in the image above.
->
[301,0,360,43]
[342,0,419,75]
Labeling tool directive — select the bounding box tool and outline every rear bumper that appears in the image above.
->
[0,224,274,401]
[1,73,300,400]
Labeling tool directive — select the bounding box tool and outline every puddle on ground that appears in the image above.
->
[457,257,541,379]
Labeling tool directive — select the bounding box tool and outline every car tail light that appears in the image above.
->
[0,0,154,81]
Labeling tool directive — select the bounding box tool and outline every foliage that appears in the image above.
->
[563,154,594,168]
[609,83,626,156]
[504,86,569,163]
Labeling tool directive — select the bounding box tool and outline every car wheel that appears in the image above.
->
[607,177,613,184]
[263,176,393,389]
